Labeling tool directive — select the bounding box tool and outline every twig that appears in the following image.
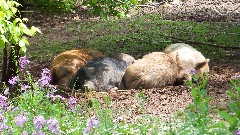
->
[159,33,240,49]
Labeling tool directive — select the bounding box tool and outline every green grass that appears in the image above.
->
[0,14,239,63]
[25,14,240,64]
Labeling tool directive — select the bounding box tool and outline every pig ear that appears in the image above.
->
[195,59,209,70]
[176,52,184,71]
[176,53,179,62]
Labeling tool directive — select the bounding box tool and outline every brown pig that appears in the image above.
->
[124,52,179,89]
[50,48,103,87]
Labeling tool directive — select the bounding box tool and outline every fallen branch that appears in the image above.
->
[159,33,240,49]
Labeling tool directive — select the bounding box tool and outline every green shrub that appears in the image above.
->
[174,75,231,134]
[219,76,240,132]
[82,0,139,19]
[22,0,75,13]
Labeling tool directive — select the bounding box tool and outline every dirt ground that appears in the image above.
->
[22,0,240,121]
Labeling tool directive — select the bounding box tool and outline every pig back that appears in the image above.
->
[70,54,135,91]
[124,52,178,89]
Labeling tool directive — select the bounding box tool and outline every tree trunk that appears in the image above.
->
[6,45,20,82]
[1,44,8,86]
[7,0,27,81]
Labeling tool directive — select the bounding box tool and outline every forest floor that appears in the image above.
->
[10,0,240,122]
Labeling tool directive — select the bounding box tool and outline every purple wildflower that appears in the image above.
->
[12,107,19,113]
[32,130,45,135]
[7,129,12,134]
[4,88,9,95]
[49,85,57,92]
[46,118,60,135]
[22,130,28,135]
[189,69,197,75]
[8,76,19,85]
[235,130,240,135]
[232,75,240,79]
[19,56,30,70]
[0,95,9,108]
[21,84,31,91]
[0,122,8,131]
[48,94,65,102]
[68,97,77,113]
[14,113,28,127]
[0,112,8,130]
[37,68,51,88]
[82,116,99,134]
[33,115,46,130]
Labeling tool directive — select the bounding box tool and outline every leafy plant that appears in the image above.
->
[219,76,240,132]
[184,76,211,133]
[82,0,139,19]
[136,91,147,113]
[0,0,40,86]
[176,75,230,134]
[0,56,86,134]
[22,0,75,13]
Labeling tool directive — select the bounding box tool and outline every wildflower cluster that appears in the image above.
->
[0,112,8,130]
[14,113,28,127]
[47,118,60,134]
[83,116,99,134]
[33,115,46,130]
[37,68,52,88]
[19,56,30,70]
[8,76,19,86]
[68,97,77,113]
[0,95,9,109]
[0,57,64,134]
[48,94,65,101]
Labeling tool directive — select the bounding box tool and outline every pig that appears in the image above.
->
[69,53,135,92]
[124,52,179,89]
[50,48,103,87]
[164,43,210,82]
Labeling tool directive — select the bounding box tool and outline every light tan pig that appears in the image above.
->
[164,43,210,82]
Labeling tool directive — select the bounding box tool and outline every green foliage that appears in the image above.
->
[82,0,139,19]
[22,0,75,13]
[0,0,40,53]
[175,76,231,134]
[219,77,240,132]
